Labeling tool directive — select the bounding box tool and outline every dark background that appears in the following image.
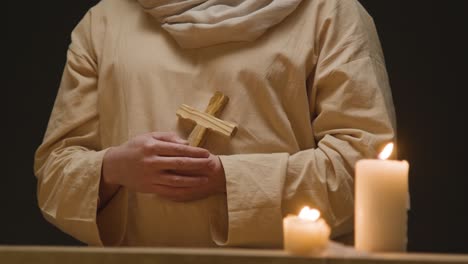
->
[5,0,468,253]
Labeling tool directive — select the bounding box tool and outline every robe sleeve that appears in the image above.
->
[213,0,396,247]
[33,10,127,246]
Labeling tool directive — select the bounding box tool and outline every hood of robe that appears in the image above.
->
[137,0,303,48]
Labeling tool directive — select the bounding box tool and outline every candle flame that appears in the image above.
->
[378,143,394,160]
[298,206,320,221]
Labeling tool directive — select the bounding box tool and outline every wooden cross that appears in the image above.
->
[176,91,238,147]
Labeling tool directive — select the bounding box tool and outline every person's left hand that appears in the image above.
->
[153,154,227,202]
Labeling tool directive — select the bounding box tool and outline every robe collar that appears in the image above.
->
[137,0,303,49]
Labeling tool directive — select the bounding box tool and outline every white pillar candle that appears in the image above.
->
[283,207,331,256]
[355,143,410,252]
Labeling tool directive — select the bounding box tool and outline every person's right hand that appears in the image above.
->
[101,132,212,193]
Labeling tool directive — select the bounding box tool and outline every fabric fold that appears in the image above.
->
[213,153,288,246]
[137,0,303,48]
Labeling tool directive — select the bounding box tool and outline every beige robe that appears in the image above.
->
[34,0,396,247]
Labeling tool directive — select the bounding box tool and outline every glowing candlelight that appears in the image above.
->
[283,206,330,256]
[378,142,394,160]
[355,143,410,252]
[298,206,321,221]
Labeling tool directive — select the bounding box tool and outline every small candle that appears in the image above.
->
[355,143,410,252]
[283,206,331,256]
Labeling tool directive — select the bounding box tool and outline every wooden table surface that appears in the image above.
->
[1,242,467,264]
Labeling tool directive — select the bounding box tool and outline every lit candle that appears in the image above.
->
[355,143,410,252]
[283,206,331,256]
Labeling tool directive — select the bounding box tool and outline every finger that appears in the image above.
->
[152,185,208,202]
[155,156,212,170]
[153,173,208,188]
[152,132,188,145]
[154,141,210,158]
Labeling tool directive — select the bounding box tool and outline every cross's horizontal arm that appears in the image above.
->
[176,104,237,137]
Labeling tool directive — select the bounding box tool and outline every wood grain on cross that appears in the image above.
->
[176,91,237,147]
